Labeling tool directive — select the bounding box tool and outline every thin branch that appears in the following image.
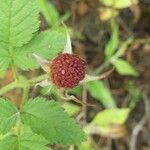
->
[130,92,149,150]
[134,38,150,44]
[80,68,114,84]
[82,83,87,125]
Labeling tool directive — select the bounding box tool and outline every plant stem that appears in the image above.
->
[110,37,133,63]
[20,86,30,108]
[95,37,149,75]
[0,82,20,95]
[95,37,133,74]
[11,62,19,81]
[0,74,48,96]
[134,38,150,44]
[29,74,48,85]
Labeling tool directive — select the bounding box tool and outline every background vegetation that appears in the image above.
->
[0,0,150,150]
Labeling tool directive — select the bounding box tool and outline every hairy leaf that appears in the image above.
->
[21,97,86,144]
[0,135,16,150]
[14,29,66,70]
[0,126,51,150]
[0,49,10,71]
[18,126,49,150]
[0,0,39,48]
[0,98,19,134]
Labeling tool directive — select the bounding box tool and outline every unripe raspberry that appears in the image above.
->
[50,53,86,89]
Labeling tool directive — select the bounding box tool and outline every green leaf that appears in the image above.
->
[0,0,39,48]
[0,98,19,134]
[91,108,130,136]
[105,21,119,60]
[127,81,141,110]
[0,70,6,79]
[18,126,50,150]
[21,97,86,144]
[87,80,116,108]
[0,49,10,72]
[93,108,130,127]
[99,0,138,9]
[40,85,53,96]
[68,85,82,96]
[39,0,60,27]
[0,135,17,150]
[112,58,138,76]
[62,102,81,116]
[14,29,66,70]
[0,126,51,150]
[77,138,94,150]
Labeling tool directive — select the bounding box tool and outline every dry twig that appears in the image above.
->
[130,92,150,150]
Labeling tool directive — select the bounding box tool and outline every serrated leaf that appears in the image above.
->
[21,97,86,144]
[14,29,66,70]
[93,108,130,127]
[0,126,51,150]
[18,126,49,150]
[99,0,138,9]
[87,80,116,108]
[0,98,19,134]
[0,0,39,48]
[105,22,119,60]
[0,49,10,72]
[112,59,138,76]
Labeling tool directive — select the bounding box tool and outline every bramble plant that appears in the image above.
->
[0,0,90,149]
[0,0,141,149]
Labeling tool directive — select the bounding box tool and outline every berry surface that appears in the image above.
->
[50,53,86,89]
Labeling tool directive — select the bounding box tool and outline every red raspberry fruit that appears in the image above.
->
[50,53,86,89]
